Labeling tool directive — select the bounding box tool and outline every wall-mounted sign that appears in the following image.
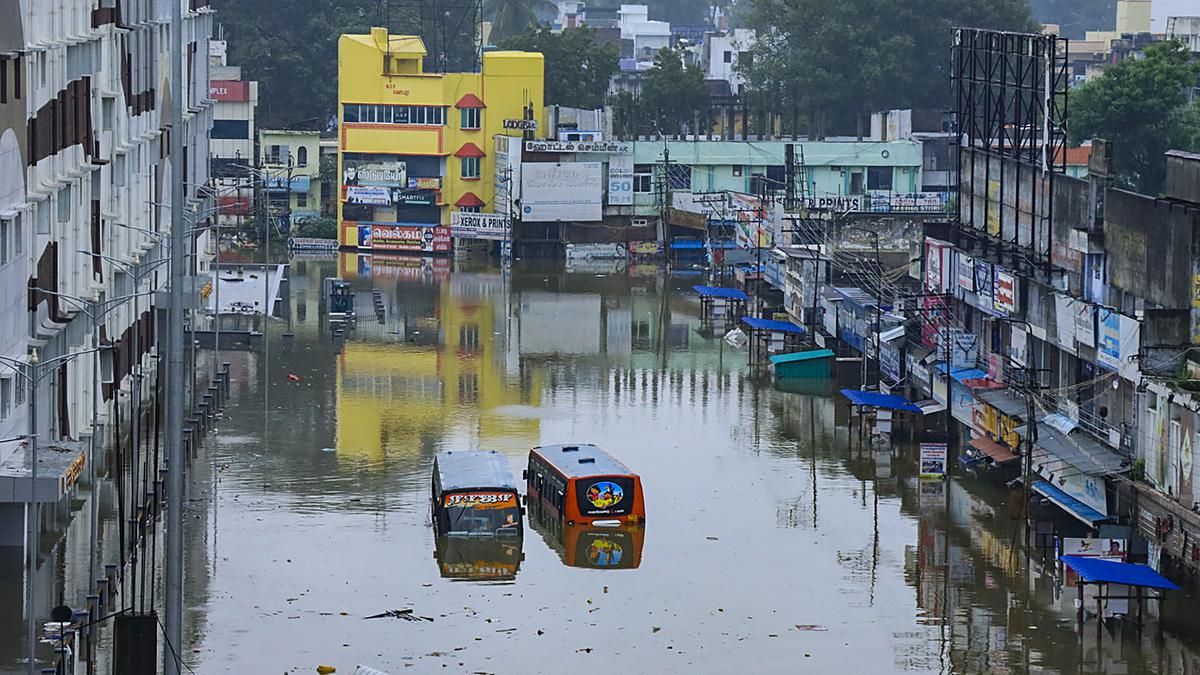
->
[608,154,634,206]
[391,188,436,206]
[357,223,450,253]
[345,186,392,205]
[524,140,631,154]
[343,158,406,187]
[503,119,537,131]
[919,442,948,479]
[993,269,1017,314]
[450,212,510,241]
[209,80,249,102]
[800,195,863,211]
[408,177,441,190]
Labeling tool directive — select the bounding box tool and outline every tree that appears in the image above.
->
[484,0,557,42]
[736,0,1036,138]
[639,48,709,136]
[499,26,619,109]
[1070,41,1200,194]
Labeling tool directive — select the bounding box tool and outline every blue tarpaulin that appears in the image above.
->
[840,389,923,413]
[1061,555,1181,591]
[933,364,990,383]
[1033,480,1113,526]
[741,317,806,334]
[693,285,750,301]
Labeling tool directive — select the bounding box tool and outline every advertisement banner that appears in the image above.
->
[343,158,407,188]
[345,186,391,205]
[408,177,442,190]
[390,188,437,206]
[209,80,249,102]
[357,224,450,253]
[993,270,1016,314]
[919,443,948,479]
[1075,302,1096,348]
[626,241,664,256]
[521,162,603,222]
[957,253,975,292]
[608,154,634,206]
[450,212,510,241]
[1097,310,1121,371]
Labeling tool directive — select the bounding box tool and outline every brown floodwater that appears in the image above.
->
[8,255,1200,674]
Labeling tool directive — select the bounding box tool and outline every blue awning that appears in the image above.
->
[741,317,806,334]
[671,239,705,250]
[933,364,990,383]
[1060,555,1181,591]
[693,285,750,301]
[1033,480,1113,526]
[840,389,922,413]
[770,349,835,365]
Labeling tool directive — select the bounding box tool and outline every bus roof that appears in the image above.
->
[531,444,635,479]
[435,450,518,493]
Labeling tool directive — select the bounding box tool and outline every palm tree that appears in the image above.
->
[484,0,557,43]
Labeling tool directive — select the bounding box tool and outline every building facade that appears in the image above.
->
[336,28,544,253]
[208,38,258,228]
[259,129,321,224]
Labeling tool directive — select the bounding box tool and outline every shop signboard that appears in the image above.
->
[357,223,450,253]
[408,177,442,190]
[503,119,537,131]
[450,212,510,241]
[919,443,948,479]
[993,269,1016,314]
[524,139,631,154]
[957,253,975,293]
[345,186,391,205]
[521,162,603,222]
[343,158,406,188]
[608,154,634,205]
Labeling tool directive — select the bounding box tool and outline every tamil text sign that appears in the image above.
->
[357,223,450,253]
[524,140,631,154]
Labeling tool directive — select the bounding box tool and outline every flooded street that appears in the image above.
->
[179,257,1200,674]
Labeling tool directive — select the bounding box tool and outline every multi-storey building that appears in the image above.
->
[260,129,321,225]
[0,0,213,533]
[336,28,544,253]
[209,38,258,228]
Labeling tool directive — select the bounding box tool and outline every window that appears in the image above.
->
[37,202,50,234]
[342,104,447,126]
[732,165,743,177]
[297,146,308,167]
[58,186,71,222]
[297,192,308,208]
[459,205,481,213]
[0,218,8,265]
[667,164,692,190]
[850,171,864,194]
[633,165,653,193]
[0,378,9,420]
[866,166,893,191]
[265,144,287,165]
[461,107,480,130]
[114,154,126,187]
[723,51,732,63]
[461,157,480,179]
[13,213,21,254]
[212,119,250,140]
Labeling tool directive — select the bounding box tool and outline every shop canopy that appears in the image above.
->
[933,363,990,384]
[1060,555,1180,591]
[969,435,1019,465]
[976,388,1027,419]
[741,317,806,334]
[693,285,749,301]
[840,389,923,413]
[1032,480,1114,527]
[1033,420,1129,478]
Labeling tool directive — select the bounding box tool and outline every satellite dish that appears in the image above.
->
[50,605,73,623]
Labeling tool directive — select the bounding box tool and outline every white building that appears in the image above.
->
[209,39,258,227]
[619,5,672,62]
[703,28,753,96]
[0,2,214,509]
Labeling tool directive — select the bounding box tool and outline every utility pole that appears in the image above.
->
[24,358,37,675]
[164,0,186,669]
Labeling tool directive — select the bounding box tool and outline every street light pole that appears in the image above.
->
[23,357,37,675]
[164,0,186,669]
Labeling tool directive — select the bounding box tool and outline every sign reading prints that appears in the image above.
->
[451,212,510,241]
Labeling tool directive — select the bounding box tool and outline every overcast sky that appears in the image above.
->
[1152,0,1197,30]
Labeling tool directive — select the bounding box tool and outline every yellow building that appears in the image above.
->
[336,28,544,251]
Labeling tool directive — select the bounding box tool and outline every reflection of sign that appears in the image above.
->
[993,270,1016,314]
[408,177,441,190]
[450,212,510,241]
[357,223,450,253]
[346,186,391,205]
[63,452,86,492]
[444,492,517,508]
[587,537,625,566]
[503,119,537,131]
[608,154,634,205]
[209,80,249,101]
[524,140,631,154]
[586,481,625,509]
[919,443,947,479]
[343,158,406,187]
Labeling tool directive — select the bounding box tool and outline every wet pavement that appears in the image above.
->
[15,256,1200,673]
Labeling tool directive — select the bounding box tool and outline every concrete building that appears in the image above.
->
[208,39,258,228]
[702,28,752,96]
[259,129,322,224]
[619,5,672,62]
[336,28,544,252]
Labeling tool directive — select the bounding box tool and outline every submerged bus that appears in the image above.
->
[525,444,645,527]
[431,450,522,537]
[529,499,645,569]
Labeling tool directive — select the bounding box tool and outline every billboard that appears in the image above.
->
[209,80,250,102]
[357,224,450,253]
[520,162,603,222]
[608,155,634,206]
[451,212,510,241]
[494,135,522,216]
[343,157,407,188]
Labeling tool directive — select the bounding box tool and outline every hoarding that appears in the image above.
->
[608,154,634,206]
[408,177,441,190]
[919,443,948,479]
[343,158,406,187]
[993,270,1016,314]
[357,223,450,253]
[209,80,250,102]
[520,162,603,222]
[524,140,631,154]
[450,212,510,241]
[345,186,391,205]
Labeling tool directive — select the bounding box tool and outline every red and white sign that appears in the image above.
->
[217,195,251,215]
[209,80,250,102]
[361,224,450,253]
[924,238,951,293]
[993,270,1016,314]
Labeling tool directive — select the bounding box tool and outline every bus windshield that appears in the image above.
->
[442,491,520,536]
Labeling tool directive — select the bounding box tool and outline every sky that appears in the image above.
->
[1152,0,1197,31]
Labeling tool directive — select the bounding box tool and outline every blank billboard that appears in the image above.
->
[520,162,603,222]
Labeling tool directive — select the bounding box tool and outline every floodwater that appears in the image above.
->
[167,257,1200,673]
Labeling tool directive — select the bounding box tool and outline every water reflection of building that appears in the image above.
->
[335,269,543,462]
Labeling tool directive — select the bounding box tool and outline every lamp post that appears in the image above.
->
[842,225,882,391]
[0,344,110,675]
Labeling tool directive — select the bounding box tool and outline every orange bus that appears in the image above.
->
[524,444,645,527]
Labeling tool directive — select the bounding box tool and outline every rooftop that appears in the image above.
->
[435,450,518,492]
[532,443,635,478]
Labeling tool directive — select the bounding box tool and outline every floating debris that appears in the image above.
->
[365,609,434,622]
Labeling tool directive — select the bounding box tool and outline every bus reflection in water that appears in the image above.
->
[529,500,645,570]
[434,535,523,581]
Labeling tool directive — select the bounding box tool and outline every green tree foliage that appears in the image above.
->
[637,48,709,136]
[498,26,618,109]
[1070,41,1200,194]
[1030,0,1115,39]
[737,0,1036,138]
[484,0,558,42]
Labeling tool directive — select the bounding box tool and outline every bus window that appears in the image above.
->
[441,492,520,537]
